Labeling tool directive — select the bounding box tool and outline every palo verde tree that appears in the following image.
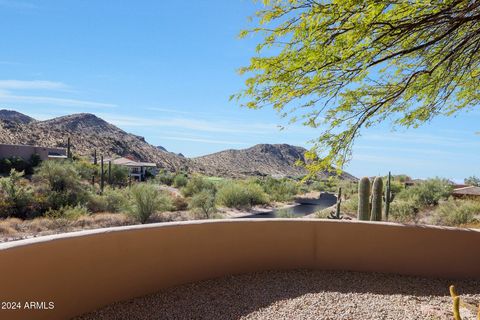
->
[234,0,480,173]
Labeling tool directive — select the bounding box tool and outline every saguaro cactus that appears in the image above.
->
[371,177,383,221]
[384,171,392,221]
[100,155,104,194]
[329,187,343,219]
[357,177,371,220]
[67,137,71,159]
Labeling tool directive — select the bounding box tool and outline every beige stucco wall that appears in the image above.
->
[0,219,479,320]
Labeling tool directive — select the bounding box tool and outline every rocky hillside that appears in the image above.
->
[0,110,356,179]
[193,144,357,180]
[0,110,189,171]
[0,109,35,124]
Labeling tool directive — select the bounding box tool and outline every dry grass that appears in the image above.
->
[0,210,194,243]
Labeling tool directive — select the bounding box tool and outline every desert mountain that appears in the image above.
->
[0,111,189,171]
[0,110,356,179]
[0,109,35,124]
[193,144,357,180]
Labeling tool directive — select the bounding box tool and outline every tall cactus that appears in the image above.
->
[371,177,383,221]
[384,171,392,221]
[67,137,71,159]
[357,177,371,220]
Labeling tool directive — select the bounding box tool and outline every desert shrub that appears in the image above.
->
[189,190,216,218]
[73,159,98,180]
[216,181,269,209]
[86,187,127,213]
[34,160,81,192]
[258,177,298,202]
[181,175,216,197]
[342,197,358,214]
[389,199,419,223]
[34,160,89,209]
[464,176,480,187]
[46,205,90,220]
[156,170,175,186]
[432,200,480,226]
[396,178,452,207]
[310,179,338,192]
[126,183,173,223]
[0,156,39,175]
[108,164,129,186]
[172,196,188,211]
[0,170,34,219]
[173,173,188,188]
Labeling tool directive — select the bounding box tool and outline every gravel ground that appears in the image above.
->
[75,270,480,320]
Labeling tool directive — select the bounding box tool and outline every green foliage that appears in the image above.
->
[46,204,90,220]
[342,197,358,215]
[34,160,89,209]
[155,170,175,186]
[0,170,34,218]
[189,190,216,219]
[236,1,480,173]
[181,175,216,197]
[389,199,419,223]
[371,177,383,221]
[173,173,188,188]
[108,164,129,186]
[357,177,370,221]
[256,177,298,202]
[465,176,480,187]
[216,180,269,209]
[73,159,98,180]
[126,183,173,223]
[432,200,480,226]
[397,178,452,207]
[0,155,40,175]
[86,187,128,213]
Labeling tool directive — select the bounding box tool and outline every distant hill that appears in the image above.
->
[193,144,357,180]
[0,109,35,124]
[0,110,356,179]
[0,111,189,171]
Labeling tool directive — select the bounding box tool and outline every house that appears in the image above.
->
[452,186,480,199]
[0,143,67,161]
[105,157,157,181]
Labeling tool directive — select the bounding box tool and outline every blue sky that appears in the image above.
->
[0,0,478,181]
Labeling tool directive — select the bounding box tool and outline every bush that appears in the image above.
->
[173,173,188,188]
[86,187,128,213]
[172,196,188,211]
[108,164,129,186]
[342,197,358,214]
[257,177,298,202]
[181,175,216,197]
[432,200,480,226]
[189,190,216,218]
[0,170,34,218]
[126,183,173,223]
[396,178,452,207]
[389,199,419,223]
[216,181,269,209]
[73,160,98,180]
[34,160,89,209]
[156,170,175,186]
[46,205,90,220]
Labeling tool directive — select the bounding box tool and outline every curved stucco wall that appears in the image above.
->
[0,219,479,320]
